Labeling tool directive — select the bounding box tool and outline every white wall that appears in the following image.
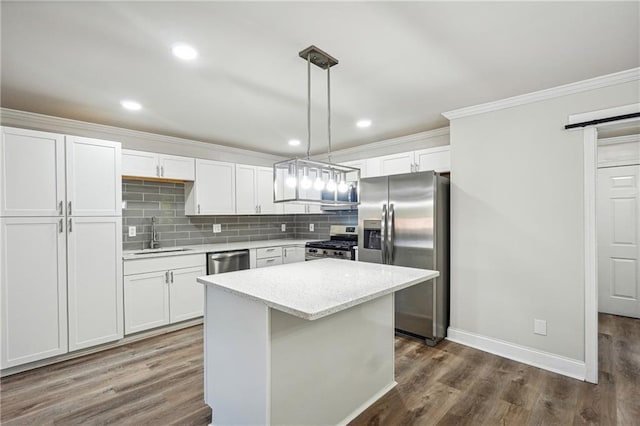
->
[449,79,639,362]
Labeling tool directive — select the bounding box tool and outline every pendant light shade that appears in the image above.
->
[273,45,360,207]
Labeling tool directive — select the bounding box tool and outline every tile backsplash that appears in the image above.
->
[122,179,357,251]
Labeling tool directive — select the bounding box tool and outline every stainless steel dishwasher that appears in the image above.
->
[207,250,250,275]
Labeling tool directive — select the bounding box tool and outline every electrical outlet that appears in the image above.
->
[281,224,286,232]
[534,319,547,336]
[128,226,136,237]
[309,223,314,232]
[213,224,222,233]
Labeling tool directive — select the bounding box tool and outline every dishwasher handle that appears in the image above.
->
[209,250,249,260]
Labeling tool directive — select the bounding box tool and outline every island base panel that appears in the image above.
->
[270,293,395,425]
[204,286,396,425]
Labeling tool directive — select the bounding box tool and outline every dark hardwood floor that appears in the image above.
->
[1,314,638,425]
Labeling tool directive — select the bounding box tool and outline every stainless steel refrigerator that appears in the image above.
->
[358,171,449,346]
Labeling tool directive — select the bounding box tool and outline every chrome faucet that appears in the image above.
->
[150,216,160,249]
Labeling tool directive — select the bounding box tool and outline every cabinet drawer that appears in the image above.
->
[256,257,282,268]
[124,253,205,275]
[256,246,282,259]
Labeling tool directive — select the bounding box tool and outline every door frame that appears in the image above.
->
[570,103,640,384]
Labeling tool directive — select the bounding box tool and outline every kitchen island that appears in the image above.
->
[197,258,438,425]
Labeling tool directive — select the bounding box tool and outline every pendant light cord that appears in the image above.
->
[306,53,311,160]
[327,65,332,164]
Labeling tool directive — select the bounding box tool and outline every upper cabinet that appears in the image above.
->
[185,159,236,215]
[122,149,194,181]
[1,127,121,217]
[361,146,450,178]
[236,165,279,215]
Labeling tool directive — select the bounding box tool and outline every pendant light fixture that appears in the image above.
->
[273,45,360,206]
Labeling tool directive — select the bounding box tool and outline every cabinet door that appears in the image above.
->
[256,256,283,268]
[377,152,415,176]
[66,136,121,216]
[121,149,159,178]
[1,217,68,368]
[1,127,65,217]
[341,160,367,179]
[256,167,277,214]
[236,165,258,214]
[159,154,195,180]
[415,146,450,173]
[124,271,170,334]
[283,246,305,264]
[169,266,205,323]
[192,159,236,215]
[67,217,123,351]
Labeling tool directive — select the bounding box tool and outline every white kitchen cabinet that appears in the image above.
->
[124,271,170,334]
[283,246,306,264]
[415,146,450,172]
[376,152,415,176]
[67,217,123,351]
[123,253,206,334]
[169,266,206,323]
[185,159,236,215]
[1,217,68,369]
[236,165,277,214]
[66,136,122,217]
[255,246,283,268]
[341,159,367,179]
[0,127,65,217]
[122,149,195,181]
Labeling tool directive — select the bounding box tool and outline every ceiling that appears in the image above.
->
[1,2,638,156]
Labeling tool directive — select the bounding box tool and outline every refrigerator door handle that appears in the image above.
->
[381,203,388,264]
[388,203,395,263]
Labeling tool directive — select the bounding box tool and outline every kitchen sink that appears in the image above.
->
[130,247,194,255]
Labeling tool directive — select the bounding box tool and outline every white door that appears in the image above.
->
[66,136,121,216]
[1,217,68,368]
[236,165,258,214]
[124,271,171,334]
[67,217,123,351]
[283,246,305,264]
[256,167,277,214]
[159,154,194,180]
[121,149,159,178]
[169,266,205,323]
[415,146,451,172]
[598,165,640,318]
[195,159,236,215]
[0,127,65,217]
[341,160,367,179]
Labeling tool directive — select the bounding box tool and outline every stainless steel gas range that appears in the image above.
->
[305,225,358,261]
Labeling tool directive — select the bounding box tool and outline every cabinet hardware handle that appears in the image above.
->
[266,248,274,251]
[255,205,258,213]
[59,201,63,215]
[156,165,160,177]
[259,205,262,213]
[68,218,72,232]
[170,271,174,283]
[165,271,170,283]
[267,259,274,262]
[161,166,164,177]
[59,218,63,233]
[198,204,201,214]
[68,201,72,215]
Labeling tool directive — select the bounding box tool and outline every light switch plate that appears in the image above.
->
[309,223,314,232]
[128,226,136,237]
[281,224,286,232]
[213,224,222,233]
[534,319,547,336]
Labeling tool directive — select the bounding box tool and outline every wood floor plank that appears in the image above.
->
[1,315,638,425]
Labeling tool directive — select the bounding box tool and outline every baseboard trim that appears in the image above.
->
[446,327,586,381]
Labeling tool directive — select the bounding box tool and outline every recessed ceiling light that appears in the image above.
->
[356,119,372,128]
[172,43,198,61]
[120,100,142,111]
[288,139,301,146]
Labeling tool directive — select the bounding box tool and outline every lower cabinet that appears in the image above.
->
[250,245,306,268]
[283,246,305,264]
[123,254,205,335]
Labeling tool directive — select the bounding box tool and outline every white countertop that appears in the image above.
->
[122,239,313,260]
[197,259,439,320]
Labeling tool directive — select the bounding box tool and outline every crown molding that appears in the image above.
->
[316,126,450,161]
[442,67,640,121]
[0,108,284,162]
